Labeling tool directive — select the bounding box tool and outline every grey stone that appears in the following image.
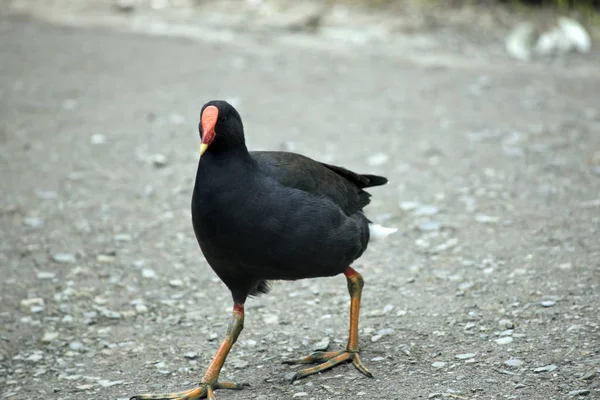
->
[455,353,476,360]
[414,205,439,216]
[41,331,59,343]
[142,268,157,279]
[495,337,513,345]
[534,364,557,373]
[313,337,330,351]
[504,358,523,368]
[37,271,56,280]
[24,216,44,228]
[52,253,76,263]
[568,389,590,397]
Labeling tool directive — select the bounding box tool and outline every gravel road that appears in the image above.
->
[1,6,599,400]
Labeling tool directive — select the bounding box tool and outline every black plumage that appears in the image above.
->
[191,101,387,304]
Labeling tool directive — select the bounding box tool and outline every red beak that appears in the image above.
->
[200,105,218,156]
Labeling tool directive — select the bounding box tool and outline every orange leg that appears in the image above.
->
[131,304,249,400]
[283,266,373,381]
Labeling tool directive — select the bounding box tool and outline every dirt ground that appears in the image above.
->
[1,2,599,400]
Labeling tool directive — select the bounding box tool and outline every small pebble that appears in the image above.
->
[418,220,441,232]
[431,361,447,369]
[41,331,59,343]
[292,393,308,398]
[69,342,85,352]
[90,134,106,144]
[499,319,514,329]
[495,337,513,345]
[100,308,121,319]
[263,314,279,325]
[534,364,557,373]
[313,337,330,351]
[371,328,394,342]
[381,304,394,314]
[150,154,168,167]
[169,279,183,288]
[504,358,524,368]
[399,201,420,211]
[414,205,439,216]
[52,252,76,264]
[27,353,43,362]
[184,352,198,360]
[98,380,124,388]
[568,389,591,397]
[24,216,44,228]
[30,305,44,313]
[114,233,132,242]
[455,353,476,360]
[94,297,107,305]
[142,268,157,279]
[366,153,389,166]
[97,254,115,263]
[540,300,556,307]
[474,214,500,223]
[37,271,56,280]
[135,304,149,314]
[21,297,44,307]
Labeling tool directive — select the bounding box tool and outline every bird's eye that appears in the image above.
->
[219,117,227,123]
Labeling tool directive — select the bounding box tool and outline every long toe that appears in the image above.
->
[130,386,206,400]
[282,351,344,365]
[131,381,249,400]
[286,350,373,382]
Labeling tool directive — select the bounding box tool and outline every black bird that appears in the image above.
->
[132,100,396,400]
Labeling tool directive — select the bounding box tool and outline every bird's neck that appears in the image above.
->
[209,142,250,158]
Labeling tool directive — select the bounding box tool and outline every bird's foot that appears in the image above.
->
[130,381,249,400]
[282,350,373,381]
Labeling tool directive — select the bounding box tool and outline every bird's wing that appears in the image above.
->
[250,151,386,215]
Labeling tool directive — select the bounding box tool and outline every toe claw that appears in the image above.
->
[352,354,374,378]
[206,386,216,400]
[214,381,250,390]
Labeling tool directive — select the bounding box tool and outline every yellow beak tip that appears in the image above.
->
[200,143,208,156]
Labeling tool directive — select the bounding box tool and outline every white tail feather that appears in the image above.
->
[369,223,398,242]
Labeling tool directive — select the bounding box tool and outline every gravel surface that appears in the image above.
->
[1,5,600,400]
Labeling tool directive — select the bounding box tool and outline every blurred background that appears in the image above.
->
[5,0,599,64]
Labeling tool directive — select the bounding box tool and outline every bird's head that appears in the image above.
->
[198,100,245,158]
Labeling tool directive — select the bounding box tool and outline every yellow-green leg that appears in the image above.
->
[131,304,249,400]
[283,266,373,381]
